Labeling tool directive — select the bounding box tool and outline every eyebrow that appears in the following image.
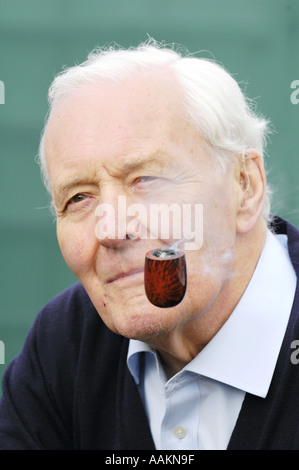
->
[54,176,98,205]
[120,150,168,173]
[53,150,168,204]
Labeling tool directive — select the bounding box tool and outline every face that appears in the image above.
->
[45,71,240,342]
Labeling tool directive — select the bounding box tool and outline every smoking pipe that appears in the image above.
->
[144,248,187,308]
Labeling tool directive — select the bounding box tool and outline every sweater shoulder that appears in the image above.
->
[35,281,125,361]
[37,282,100,339]
[40,281,94,321]
[33,282,118,375]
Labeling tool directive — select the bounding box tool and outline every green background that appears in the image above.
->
[1,0,299,392]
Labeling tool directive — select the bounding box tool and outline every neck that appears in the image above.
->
[148,220,268,379]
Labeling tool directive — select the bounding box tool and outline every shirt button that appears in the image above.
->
[173,426,187,439]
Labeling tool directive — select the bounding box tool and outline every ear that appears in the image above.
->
[236,148,267,234]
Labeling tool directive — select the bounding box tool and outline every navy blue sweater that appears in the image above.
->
[1,217,299,450]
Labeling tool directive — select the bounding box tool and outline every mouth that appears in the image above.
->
[107,268,144,284]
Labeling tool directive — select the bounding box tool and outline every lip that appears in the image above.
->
[107,268,144,284]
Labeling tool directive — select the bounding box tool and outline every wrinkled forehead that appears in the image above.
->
[45,68,187,136]
[43,70,206,176]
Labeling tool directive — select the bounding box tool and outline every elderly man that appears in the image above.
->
[0,39,299,450]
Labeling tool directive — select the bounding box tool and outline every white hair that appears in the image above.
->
[38,38,272,219]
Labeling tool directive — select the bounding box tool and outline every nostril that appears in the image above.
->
[126,233,136,240]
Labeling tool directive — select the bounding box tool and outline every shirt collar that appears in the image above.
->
[128,231,297,397]
[127,340,154,385]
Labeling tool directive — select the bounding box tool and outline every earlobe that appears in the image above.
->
[236,149,266,234]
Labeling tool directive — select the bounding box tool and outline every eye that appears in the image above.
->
[134,176,158,185]
[65,193,87,208]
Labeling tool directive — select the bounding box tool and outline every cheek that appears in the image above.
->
[57,222,98,277]
[181,252,225,320]
[202,186,237,244]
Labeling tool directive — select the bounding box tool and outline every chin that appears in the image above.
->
[89,280,194,341]
[106,296,189,342]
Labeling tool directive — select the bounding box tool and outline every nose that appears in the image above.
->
[95,194,134,248]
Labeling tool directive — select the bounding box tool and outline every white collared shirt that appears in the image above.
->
[127,231,297,450]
